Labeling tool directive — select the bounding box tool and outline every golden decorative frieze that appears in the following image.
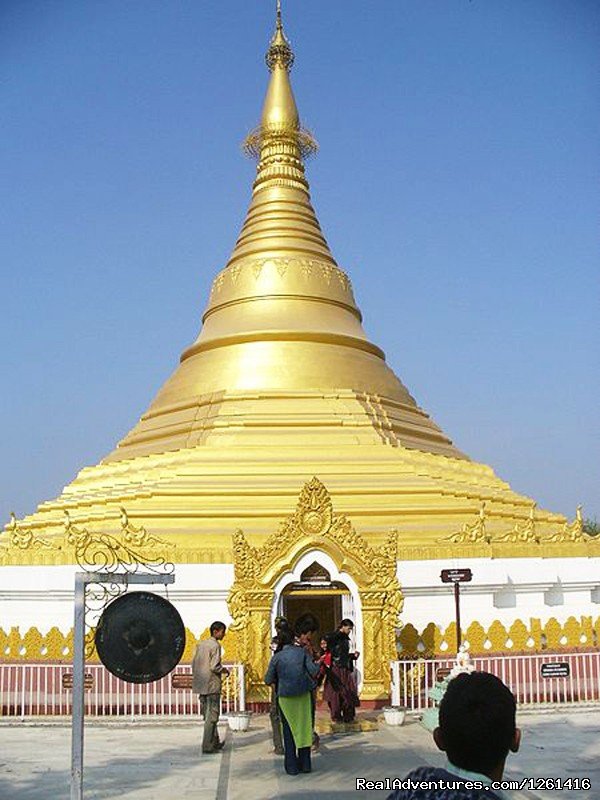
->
[443,502,488,544]
[0,625,74,663]
[494,503,538,544]
[437,504,596,553]
[0,624,198,664]
[209,256,353,300]
[1,507,186,567]
[542,505,590,543]
[7,614,600,664]
[1,512,55,553]
[243,124,318,161]
[63,509,175,573]
[396,614,600,658]
[119,507,170,551]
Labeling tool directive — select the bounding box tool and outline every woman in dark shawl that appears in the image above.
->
[322,619,360,722]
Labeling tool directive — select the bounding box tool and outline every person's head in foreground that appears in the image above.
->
[385,671,521,800]
[434,671,521,782]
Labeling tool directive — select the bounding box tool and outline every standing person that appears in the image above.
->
[294,614,320,751]
[192,621,230,754]
[386,671,525,800]
[318,636,332,673]
[323,619,360,723]
[317,636,334,687]
[269,616,289,755]
[264,627,320,775]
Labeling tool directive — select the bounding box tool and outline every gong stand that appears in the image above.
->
[71,571,175,800]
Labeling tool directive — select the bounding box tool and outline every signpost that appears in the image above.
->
[440,568,473,652]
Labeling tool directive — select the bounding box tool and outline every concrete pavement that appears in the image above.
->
[0,708,599,800]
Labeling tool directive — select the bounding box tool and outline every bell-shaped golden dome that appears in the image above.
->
[105,9,464,463]
[4,6,571,569]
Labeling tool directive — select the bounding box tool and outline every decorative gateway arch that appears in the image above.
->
[227,478,403,702]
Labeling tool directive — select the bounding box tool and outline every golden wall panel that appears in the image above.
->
[465,621,486,654]
[3,615,600,664]
[395,616,600,658]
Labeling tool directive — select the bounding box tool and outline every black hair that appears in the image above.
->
[274,616,289,632]
[276,627,294,649]
[339,618,354,629]
[294,613,319,636]
[210,621,226,636]
[438,671,517,776]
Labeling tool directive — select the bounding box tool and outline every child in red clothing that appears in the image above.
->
[318,637,332,673]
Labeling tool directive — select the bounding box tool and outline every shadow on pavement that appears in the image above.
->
[0,743,202,800]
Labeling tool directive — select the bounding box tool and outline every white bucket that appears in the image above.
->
[227,711,252,732]
[382,706,406,726]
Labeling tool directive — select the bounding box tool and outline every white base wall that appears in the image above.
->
[0,564,234,640]
[2,556,600,650]
[398,556,600,631]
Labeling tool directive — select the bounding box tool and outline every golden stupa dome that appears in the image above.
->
[2,3,572,564]
[105,7,464,463]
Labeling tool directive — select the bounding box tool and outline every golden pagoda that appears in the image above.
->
[2,5,595,702]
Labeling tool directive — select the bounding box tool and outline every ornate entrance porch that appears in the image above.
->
[227,478,403,702]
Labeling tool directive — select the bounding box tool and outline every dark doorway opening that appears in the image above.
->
[280,562,349,643]
[283,593,342,643]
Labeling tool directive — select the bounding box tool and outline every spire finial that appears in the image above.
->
[243,3,317,162]
[266,0,294,71]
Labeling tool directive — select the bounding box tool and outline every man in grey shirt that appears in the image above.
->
[192,621,230,753]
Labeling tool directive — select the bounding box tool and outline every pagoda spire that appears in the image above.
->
[241,1,317,202]
[276,0,282,32]
[267,0,294,73]
[260,0,299,135]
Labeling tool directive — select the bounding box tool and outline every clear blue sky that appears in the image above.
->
[2,1,598,524]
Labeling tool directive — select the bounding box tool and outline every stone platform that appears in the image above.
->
[1,708,599,799]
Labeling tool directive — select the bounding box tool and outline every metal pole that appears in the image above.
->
[69,571,174,799]
[71,573,86,800]
[454,581,461,652]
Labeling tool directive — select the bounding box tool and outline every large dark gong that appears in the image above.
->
[95,591,185,684]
